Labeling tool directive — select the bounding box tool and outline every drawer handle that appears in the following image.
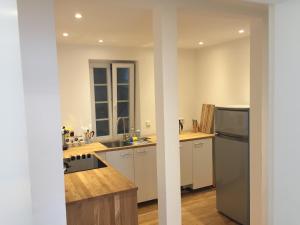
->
[194,142,204,147]
[137,150,147,154]
[120,152,132,157]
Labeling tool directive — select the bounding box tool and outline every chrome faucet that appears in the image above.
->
[117,117,128,142]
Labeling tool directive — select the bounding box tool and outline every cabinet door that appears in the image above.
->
[192,139,213,189]
[95,151,106,160]
[106,149,135,182]
[134,146,157,203]
[180,141,193,186]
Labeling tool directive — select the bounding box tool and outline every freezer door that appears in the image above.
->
[215,108,249,137]
[214,135,249,225]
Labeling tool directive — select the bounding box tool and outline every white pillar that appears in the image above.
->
[250,17,268,225]
[269,1,300,225]
[0,1,33,225]
[153,4,182,225]
[17,0,67,225]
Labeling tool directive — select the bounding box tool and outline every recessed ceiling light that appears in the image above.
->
[75,13,82,19]
[198,41,204,46]
[62,32,69,37]
[98,39,104,43]
[238,29,245,34]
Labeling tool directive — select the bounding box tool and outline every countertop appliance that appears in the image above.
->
[214,106,250,225]
[64,154,107,174]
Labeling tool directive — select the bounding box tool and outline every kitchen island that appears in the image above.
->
[64,154,138,225]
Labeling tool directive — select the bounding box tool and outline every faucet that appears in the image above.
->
[117,117,128,142]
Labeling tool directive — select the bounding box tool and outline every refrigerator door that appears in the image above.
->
[215,134,249,225]
[215,108,249,137]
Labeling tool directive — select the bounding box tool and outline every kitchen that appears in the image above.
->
[55,1,265,225]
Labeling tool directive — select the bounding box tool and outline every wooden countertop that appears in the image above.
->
[64,154,137,204]
[64,131,214,204]
[63,131,214,158]
[147,131,214,143]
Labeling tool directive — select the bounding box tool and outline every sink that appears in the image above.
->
[101,141,133,148]
[101,138,152,148]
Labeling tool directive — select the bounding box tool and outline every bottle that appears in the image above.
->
[129,127,135,143]
[135,129,141,139]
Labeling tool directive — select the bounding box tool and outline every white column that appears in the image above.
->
[250,17,268,225]
[0,1,33,225]
[153,4,182,225]
[269,1,300,225]
[17,0,67,225]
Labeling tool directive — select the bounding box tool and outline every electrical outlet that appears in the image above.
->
[145,120,151,128]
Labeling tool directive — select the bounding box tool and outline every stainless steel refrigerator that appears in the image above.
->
[214,106,250,225]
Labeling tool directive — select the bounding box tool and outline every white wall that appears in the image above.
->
[57,44,198,135]
[57,38,249,136]
[18,0,67,225]
[178,49,198,129]
[195,37,250,112]
[57,45,156,135]
[270,1,300,225]
[0,1,33,225]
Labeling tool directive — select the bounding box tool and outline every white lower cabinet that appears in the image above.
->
[95,151,106,160]
[134,146,157,203]
[105,147,157,203]
[105,149,135,182]
[104,138,213,202]
[180,141,193,186]
[192,139,213,189]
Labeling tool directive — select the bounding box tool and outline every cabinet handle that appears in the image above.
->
[194,142,204,148]
[120,152,132,157]
[136,149,147,154]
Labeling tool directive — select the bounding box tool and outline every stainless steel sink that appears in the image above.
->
[101,141,133,148]
[101,138,152,148]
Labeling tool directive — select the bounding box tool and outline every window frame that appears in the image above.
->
[90,61,135,141]
[89,62,113,141]
[111,63,135,138]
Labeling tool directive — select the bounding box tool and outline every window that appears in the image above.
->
[90,62,135,139]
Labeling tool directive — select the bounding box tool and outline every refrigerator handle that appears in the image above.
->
[216,132,249,142]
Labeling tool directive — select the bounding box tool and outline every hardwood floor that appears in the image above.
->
[138,188,238,225]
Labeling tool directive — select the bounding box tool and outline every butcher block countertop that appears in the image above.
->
[64,155,137,204]
[147,131,214,143]
[63,140,155,158]
[64,131,214,204]
[63,131,214,158]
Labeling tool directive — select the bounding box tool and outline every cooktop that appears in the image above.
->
[63,153,107,174]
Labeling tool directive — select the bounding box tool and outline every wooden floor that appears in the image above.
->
[138,188,238,225]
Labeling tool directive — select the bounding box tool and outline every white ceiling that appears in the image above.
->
[54,0,266,48]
